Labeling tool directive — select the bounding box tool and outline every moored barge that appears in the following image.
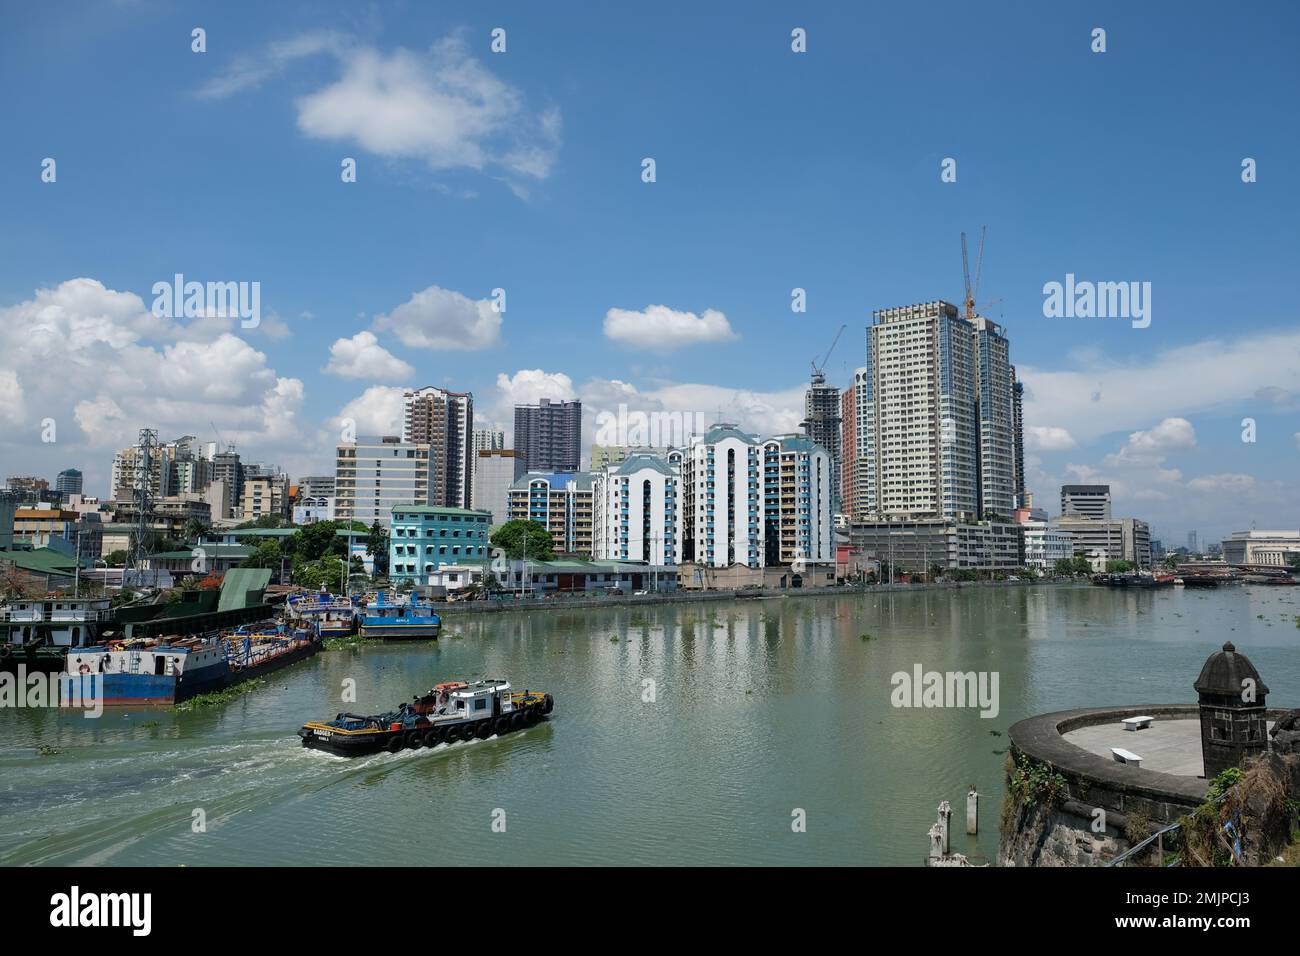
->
[299,679,553,756]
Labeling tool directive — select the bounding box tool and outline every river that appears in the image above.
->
[1,583,1296,865]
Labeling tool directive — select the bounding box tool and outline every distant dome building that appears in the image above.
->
[1194,642,1270,778]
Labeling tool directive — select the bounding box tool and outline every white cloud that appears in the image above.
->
[373,284,502,351]
[197,31,348,99]
[329,386,407,438]
[1019,328,1300,444]
[1187,473,1256,494]
[293,36,561,181]
[603,305,739,352]
[324,331,414,381]
[0,278,302,490]
[1024,425,1076,451]
[1103,417,1196,467]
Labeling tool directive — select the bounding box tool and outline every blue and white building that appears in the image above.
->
[681,424,762,568]
[592,452,681,565]
[760,435,834,568]
[388,505,492,585]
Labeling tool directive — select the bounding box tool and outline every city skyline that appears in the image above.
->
[1,2,1297,545]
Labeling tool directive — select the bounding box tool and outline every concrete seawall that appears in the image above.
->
[1000,704,1288,866]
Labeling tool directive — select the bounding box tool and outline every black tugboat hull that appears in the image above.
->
[297,694,554,758]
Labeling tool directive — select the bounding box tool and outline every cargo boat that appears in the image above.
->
[359,590,440,640]
[299,679,553,756]
[60,621,321,707]
[286,591,358,639]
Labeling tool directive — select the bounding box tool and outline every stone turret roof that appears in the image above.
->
[1194,641,1269,697]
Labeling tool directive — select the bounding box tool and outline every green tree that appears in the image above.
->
[239,538,282,570]
[366,521,389,575]
[1288,553,1300,570]
[182,517,210,543]
[104,550,129,568]
[1105,559,1135,573]
[490,520,554,560]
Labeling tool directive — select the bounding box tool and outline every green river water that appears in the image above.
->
[1,584,1297,866]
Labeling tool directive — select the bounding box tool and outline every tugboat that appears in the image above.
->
[359,590,441,640]
[298,679,553,757]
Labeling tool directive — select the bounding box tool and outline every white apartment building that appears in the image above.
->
[841,366,875,521]
[334,435,434,527]
[760,435,833,567]
[681,424,762,568]
[1020,520,1076,572]
[592,452,681,565]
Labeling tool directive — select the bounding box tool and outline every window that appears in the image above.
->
[474,698,488,711]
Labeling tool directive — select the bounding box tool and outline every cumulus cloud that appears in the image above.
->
[603,305,739,352]
[202,33,561,187]
[329,385,407,438]
[373,284,502,351]
[1024,425,1076,451]
[0,278,302,489]
[324,331,414,381]
[1103,417,1196,467]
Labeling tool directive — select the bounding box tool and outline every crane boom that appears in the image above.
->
[811,323,847,378]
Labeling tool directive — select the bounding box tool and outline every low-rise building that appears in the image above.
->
[1056,516,1151,569]
[293,496,336,525]
[1221,530,1300,567]
[1020,520,1076,572]
[849,519,1025,572]
[388,505,492,585]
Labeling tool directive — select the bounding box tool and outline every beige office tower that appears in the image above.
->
[402,386,474,508]
[865,301,979,521]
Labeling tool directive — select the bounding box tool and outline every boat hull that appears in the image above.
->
[359,622,441,640]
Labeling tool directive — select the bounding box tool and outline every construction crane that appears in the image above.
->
[811,323,847,382]
[960,225,987,320]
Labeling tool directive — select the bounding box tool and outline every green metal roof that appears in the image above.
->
[613,453,677,477]
[152,546,256,559]
[0,548,80,577]
[218,568,273,611]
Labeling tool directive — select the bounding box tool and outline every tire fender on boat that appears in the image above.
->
[386,735,403,753]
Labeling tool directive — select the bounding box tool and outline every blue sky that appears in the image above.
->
[1,0,1296,544]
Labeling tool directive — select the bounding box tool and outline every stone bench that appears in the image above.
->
[1111,747,1142,767]
[1122,715,1154,731]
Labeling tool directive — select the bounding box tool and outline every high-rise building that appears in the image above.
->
[863,301,978,521]
[971,316,1016,518]
[210,448,243,518]
[1188,530,1199,553]
[801,372,842,515]
[841,366,874,521]
[760,435,833,568]
[507,471,594,555]
[472,449,521,525]
[55,469,83,501]
[334,435,434,528]
[680,424,761,568]
[592,452,681,565]
[1012,374,1026,507]
[402,386,474,508]
[1060,484,1111,521]
[514,398,581,473]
